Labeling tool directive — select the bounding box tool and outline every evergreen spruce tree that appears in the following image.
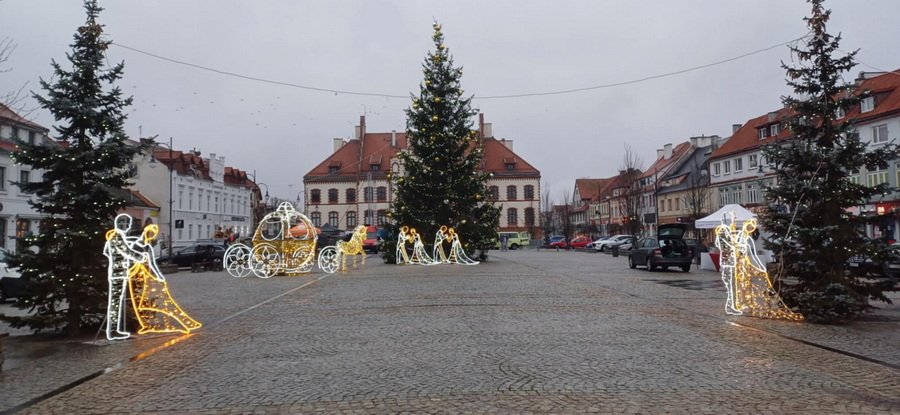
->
[1,0,148,335]
[383,22,500,263]
[762,0,897,322]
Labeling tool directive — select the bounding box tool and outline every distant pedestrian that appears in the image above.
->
[500,234,509,251]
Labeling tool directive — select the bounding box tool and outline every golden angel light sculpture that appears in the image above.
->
[318,225,368,274]
[104,214,201,341]
[224,202,318,278]
[397,225,479,265]
[714,212,803,321]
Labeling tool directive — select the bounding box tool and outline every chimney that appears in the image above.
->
[478,113,485,138]
[483,123,493,138]
[657,148,664,159]
[391,130,397,147]
[732,124,742,133]
[355,115,366,139]
[664,143,673,159]
[333,138,345,152]
[500,138,513,150]
[767,112,778,122]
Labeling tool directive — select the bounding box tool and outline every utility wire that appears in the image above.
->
[110,33,810,100]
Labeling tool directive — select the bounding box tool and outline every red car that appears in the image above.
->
[569,236,593,249]
[362,225,379,254]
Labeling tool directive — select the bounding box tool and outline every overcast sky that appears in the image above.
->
[2,1,899,203]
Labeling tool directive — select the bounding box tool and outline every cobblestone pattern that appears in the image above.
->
[14,252,900,413]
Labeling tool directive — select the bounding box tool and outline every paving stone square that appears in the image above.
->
[2,250,899,414]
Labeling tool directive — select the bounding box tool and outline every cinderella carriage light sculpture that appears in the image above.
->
[224,202,318,278]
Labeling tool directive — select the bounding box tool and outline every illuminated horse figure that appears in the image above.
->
[337,225,368,271]
[715,213,802,320]
[446,227,480,265]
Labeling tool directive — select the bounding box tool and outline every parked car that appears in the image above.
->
[587,236,610,250]
[610,236,636,251]
[628,224,693,272]
[159,243,226,268]
[569,236,594,249]
[363,225,380,254]
[494,231,531,250]
[547,235,567,249]
[847,242,900,278]
[0,248,25,302]
[595,234,633,252]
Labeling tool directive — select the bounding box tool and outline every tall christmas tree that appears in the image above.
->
[762,0,897,322]
[383,22,500,263]
[2,0,148,335]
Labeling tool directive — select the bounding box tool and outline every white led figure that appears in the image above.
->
[104,214,145,340]
[446,227,479,265]
[408,228,437,265]
[396,226,412,264]
[432,225,450,264]
[715,212,802,320]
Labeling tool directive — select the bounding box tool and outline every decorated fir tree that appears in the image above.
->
[1,0,148,335]
[383,22,500,263]
[762,0,897,322]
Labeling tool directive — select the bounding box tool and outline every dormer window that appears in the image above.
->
[770,123,780,136]
[861,96,875,113]
[369,154,383,172]
[370,163,380,171]
[328,160,342,174]
[503,157,517,170]
[757,128,768,140]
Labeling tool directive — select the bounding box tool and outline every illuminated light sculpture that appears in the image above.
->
[104,214,201,341]
[318,225,368,274]
[432,225,450,264]
[445,227,479,265]
[408,228,437,265]
[714,213,803,320]
[225,202,318,278]
[128,224,202,335]
[396,226,412,264]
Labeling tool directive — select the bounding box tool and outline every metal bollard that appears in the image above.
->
[612,246,619,257]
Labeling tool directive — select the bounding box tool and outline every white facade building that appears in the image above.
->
[0,104,49,253]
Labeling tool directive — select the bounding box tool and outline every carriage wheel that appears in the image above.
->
[250,243,279,278]
[318,246,340,274]
[224,244,252,278]
[291,244,315,274]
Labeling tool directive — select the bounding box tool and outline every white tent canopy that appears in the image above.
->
[695,204,757,229]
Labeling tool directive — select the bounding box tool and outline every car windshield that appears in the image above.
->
[367,232,378,239]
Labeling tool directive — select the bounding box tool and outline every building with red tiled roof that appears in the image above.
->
[304,114,542,236]
[0,104,52,253]
[570,178,612,235]
[709,70,900,240]
[131,144,259,249]
[637,141,693,234]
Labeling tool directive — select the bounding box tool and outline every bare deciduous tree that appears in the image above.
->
[684,156,710,239]
[540,181,554,242]
[1,36,35,116]
[618,144,644,238]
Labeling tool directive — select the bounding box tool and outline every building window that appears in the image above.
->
[734,157,743,172]
[733,186,742,204]
[867,167,889,187]
[377,210,386,225]
[506,185,517,201]
[747,183,759,204]
[18,170,30,192]
[328,166,339,174]
[0,219,5,249]
[757,128,768,140]
[667,199,672,212]
[676,198,680,211]
[719,187,727,207]
[505,163,515,170]
[748,154,758,170]
[28,131,36,145]
[507,208,518,225]
[189,191,194,210]
[835,107,846,119]
[346,188,356,203]
[178,190,184,209]
[207,225,211,239]
[523,185,534,200]
[861,96,875,113]
[770,123,780,136]
[215,197,219,213]
[363,210,372,225]
[712,162,721,176]
[723,160,731,175]
[873,124,889,144]
[376,186,387,202]
[0,166,5,191]
[310,189,321,204]
[363,187,373,202]
[370,163,380,172]
[188,224,193,240]
[328,211,339,227]
[347,211,357,228]
[489,186,499,201]
[311,212,321,227]
[15,218,29,253]
[524,207,535,227]
[328,188,338,204]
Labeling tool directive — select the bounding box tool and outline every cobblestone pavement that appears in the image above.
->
[4,250,900,414]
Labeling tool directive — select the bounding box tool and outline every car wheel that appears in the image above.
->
[682,265,691,273]
[600,246,606,252]
[628,256,636,269]
[661,266,668,271]
[510,244,519,250]
[647,258,657,271]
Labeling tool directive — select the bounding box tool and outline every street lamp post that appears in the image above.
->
[149,137,175,257]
